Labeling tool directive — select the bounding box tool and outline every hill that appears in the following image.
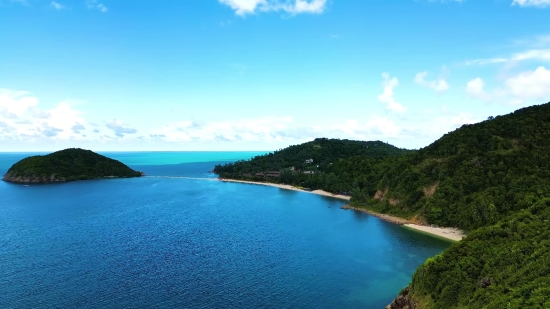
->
[213,138,411,192]
[388,198,550,309]
[349,102,550,230]
[3,148,142,183]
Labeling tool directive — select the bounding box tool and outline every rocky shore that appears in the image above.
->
[385,287,416,309]
[2,173,67,184]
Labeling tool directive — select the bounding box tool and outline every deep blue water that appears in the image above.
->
[0,152,450,309]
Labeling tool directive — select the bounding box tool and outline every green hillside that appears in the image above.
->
[355,102,550,231]
[3,148,142,183]
[399,198,550,309]
[213,138,411,192]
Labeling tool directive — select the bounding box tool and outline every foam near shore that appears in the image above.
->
[219,178,465,242]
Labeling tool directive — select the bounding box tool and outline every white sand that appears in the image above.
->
[403,224,465,242]
[219,178,351,201]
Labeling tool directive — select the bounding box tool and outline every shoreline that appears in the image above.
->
[219,178,351,201]
[340,205,465,241]
[219,178,464,242]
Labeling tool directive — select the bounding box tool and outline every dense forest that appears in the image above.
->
[3,148,142,183]
[215,102,550,231]
[400,198,550,309]
[216,102,550,308]
[214,138,410,176]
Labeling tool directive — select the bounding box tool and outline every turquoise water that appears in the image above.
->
[0,152,449,308]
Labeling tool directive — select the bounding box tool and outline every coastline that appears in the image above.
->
[219,178,464,242]
[340,205,465,241]
[219,178,351,201]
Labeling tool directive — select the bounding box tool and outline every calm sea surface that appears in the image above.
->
[0,152,450,309]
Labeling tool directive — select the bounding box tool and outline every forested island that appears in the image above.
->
[215,102,550,308]
[2,148,142,184]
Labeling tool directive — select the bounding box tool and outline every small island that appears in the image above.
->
[2,148,143,184]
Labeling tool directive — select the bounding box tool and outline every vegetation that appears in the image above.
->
[3,148,142,183]
[409,198,550,309]
[216,102,550,308]
[214,138,411,192]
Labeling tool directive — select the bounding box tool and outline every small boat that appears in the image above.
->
[23,185,29,187]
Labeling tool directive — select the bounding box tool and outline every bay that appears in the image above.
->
[0,152,449,309]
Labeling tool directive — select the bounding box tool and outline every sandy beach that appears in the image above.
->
[219,178,465,242]
[402,224,465,242]
[219,178,351,201]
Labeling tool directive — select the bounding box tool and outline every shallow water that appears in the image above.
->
[0,152,449,308]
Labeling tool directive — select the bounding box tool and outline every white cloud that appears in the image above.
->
[466,78,492,101]
[150,117,292,143]
[414,71,450,92]
[0,88,95,141]
[146,115,407,146]
[0,89,38,117]
[0,87,491,151]
[466,77,485,99]
[219,0,327,16]
[512,0,550,7]
[504,66,550,100]
[106,119,137,137]
[466,66,550,104]
[377,73,407,113]
[513,49,550,61]
[465,49,550,65]
[50,1,65,10]
[86,0,107,13]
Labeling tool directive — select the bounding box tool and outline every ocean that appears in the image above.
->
[0,152,449,309]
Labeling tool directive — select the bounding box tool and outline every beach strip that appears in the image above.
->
[219,178,465,242]
[219,178,351,201]
[402,224,464,242]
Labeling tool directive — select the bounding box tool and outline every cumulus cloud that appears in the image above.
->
[72,123,85,134]
[504,66,550,100]
[414,71,450,93]
[0,88,96,142]
[106,119,138,137]
[0,108,18,119]
[219,0,327,15]
[466,78,492,101]
[30,107,51,119]
[466,66,550,104]
[512,0,550,7]
[40,123,63,137]
[0,121,15,133]
[377,73,407,113]
[0,89,38,117]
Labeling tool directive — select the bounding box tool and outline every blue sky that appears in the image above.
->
[1,0,550,151]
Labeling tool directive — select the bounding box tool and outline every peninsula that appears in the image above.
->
[2,148,142,184]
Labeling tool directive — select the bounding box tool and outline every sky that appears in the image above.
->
[1,0,550,151]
